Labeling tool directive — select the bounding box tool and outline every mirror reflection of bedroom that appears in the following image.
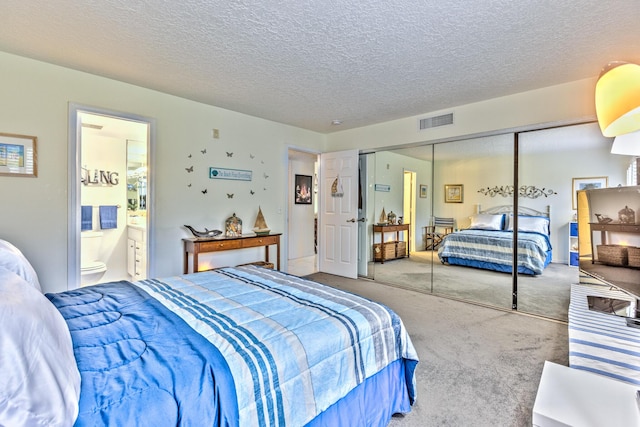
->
[367,122,629,322]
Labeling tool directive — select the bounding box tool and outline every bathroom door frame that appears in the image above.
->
[67,103,156,290]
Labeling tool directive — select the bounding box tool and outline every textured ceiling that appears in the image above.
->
[1,1,639,133]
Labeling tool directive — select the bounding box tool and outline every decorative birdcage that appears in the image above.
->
[618,205,635,224]
[225,213,242,237]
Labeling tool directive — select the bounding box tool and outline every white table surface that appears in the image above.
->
[533,361,640,427]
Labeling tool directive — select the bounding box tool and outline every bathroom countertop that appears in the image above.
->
[127,223,146,231]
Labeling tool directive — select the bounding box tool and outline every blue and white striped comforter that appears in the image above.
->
[438,229,551,275]
[135,266,418,427]
[569,283,640,385]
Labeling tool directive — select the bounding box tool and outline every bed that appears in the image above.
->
[437,205,553,275]
[0,239,418,427]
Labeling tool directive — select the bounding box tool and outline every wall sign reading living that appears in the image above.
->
[81,167,119,185]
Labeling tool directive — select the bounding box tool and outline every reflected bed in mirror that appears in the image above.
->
[438,204,552,275]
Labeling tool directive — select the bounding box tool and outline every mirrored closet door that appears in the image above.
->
[365,122,626,322]
[516,123,626,320]
[430,135,514,311]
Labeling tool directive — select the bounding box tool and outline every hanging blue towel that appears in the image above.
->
[99,205,118,229]
[81,206,93,231]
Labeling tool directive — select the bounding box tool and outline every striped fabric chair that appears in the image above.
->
[425,217,454,250]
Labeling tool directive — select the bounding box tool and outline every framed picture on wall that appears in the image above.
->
[572,176,608,209]
[444,184,463,203]
[0,132,37,177]
[295,174,312,204]
[419,184,428,198]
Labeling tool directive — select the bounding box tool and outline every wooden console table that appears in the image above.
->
[183,233,281,273]
[372,223,410,263]
[590,222,640,263]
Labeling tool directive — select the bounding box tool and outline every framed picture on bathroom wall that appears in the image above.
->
[0,132,37,178]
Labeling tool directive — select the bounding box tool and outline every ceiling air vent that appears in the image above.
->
[418,113,453,130]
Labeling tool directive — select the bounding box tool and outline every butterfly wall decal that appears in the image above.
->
[188,154,192,158]
[185,166,194,173]
[250,154,255,159]
[226,152,233,157]
[201,149,207,154]
[227,193,234,199]
[263,173,269,179]
[188,183,192,187]
[250,190,255,195]
[202,189,208,194]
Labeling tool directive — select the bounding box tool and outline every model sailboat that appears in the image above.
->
[253,206,270,236]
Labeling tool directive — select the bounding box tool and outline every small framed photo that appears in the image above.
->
[0,132,37,177]
[295,174,312,204]
[572,176,607,209]
[419,184,428,198]
[445,184,463,203]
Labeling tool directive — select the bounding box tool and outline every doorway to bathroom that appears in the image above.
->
[68,104,155,289]
[287,148,319,276]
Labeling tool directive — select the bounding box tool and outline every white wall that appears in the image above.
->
[0,50,613,291]
[0,51,324,293]
[325,78,597,151]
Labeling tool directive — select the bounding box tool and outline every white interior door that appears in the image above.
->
[319,149,359,278]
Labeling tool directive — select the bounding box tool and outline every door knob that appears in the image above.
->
[357,218,366,222]
[346,218,356,223]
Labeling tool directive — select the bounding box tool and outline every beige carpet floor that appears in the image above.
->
[306,272,569,427]
[369,250,576,322]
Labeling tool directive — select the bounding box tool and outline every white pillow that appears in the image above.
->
[0,266,80,427]
[469,214,504,231]
[506,215,550,235]
[0,239,42,292]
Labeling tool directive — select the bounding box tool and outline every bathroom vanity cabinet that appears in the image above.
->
[127,226,147,280]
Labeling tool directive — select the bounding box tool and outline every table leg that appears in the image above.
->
[184,243,189,274]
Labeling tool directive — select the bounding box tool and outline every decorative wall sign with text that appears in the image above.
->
[209,167,252,181]
[81,167,119,185]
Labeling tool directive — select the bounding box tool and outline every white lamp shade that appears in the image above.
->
[595,62,640,137]
[611,130,640,155]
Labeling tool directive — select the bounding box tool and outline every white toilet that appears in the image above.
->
[81,231,107,286]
